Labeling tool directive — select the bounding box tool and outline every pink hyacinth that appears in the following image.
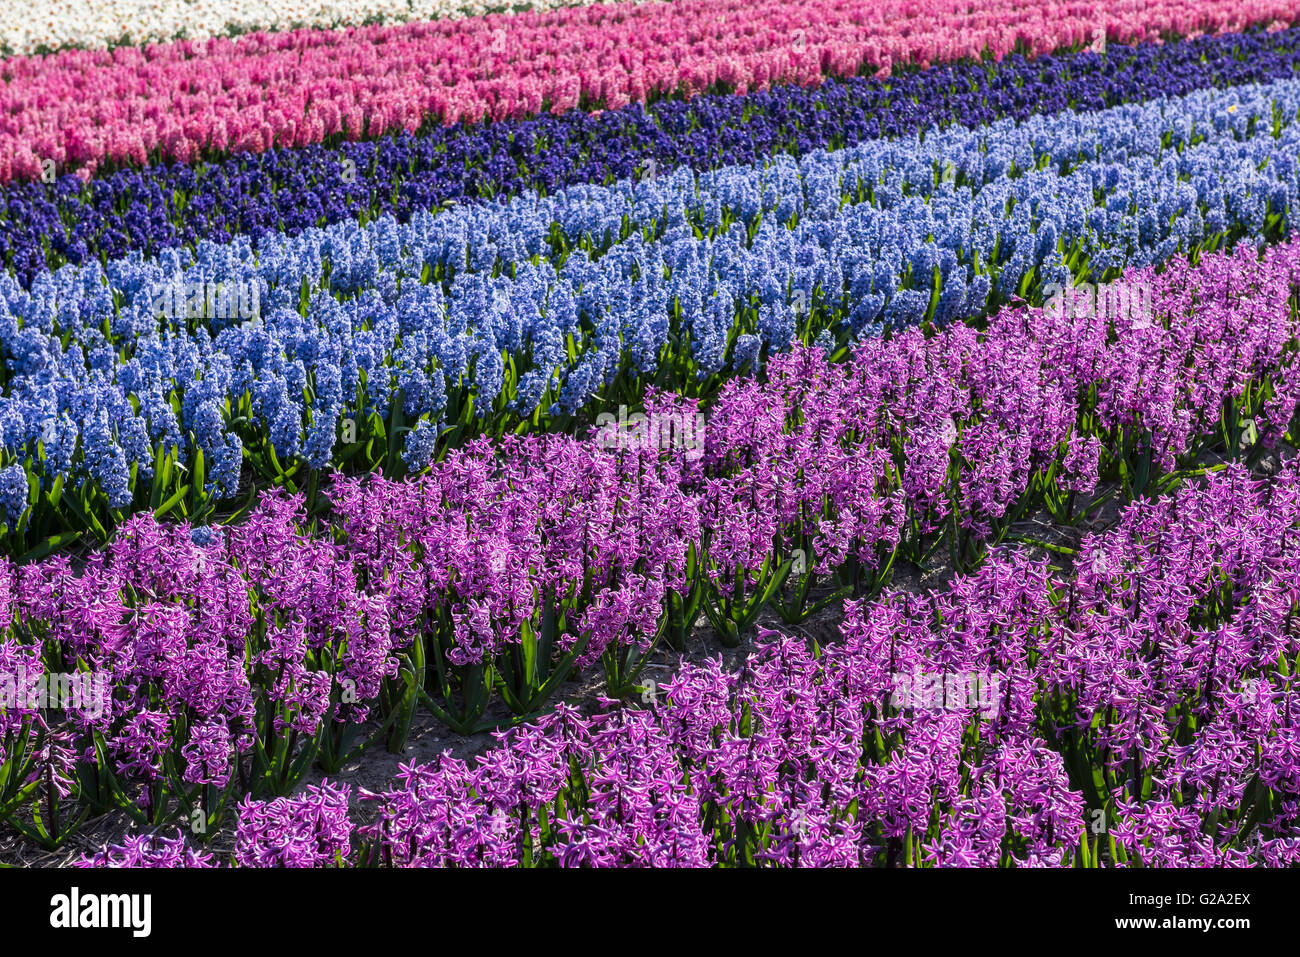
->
[0,0,1297,181]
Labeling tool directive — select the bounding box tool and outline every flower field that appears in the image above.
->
[1,0,1299,874]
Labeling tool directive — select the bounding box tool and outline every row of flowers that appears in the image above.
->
[0,238,1296,848]
[2,0,621,58]
[1,78,1297,549]
[75,456,1300,867]
[1,0,1296,181]
[7,26,1300,284]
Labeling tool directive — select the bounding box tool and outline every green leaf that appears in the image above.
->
[18,531,81,564]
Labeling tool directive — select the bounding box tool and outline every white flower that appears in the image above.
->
[0,0,635,57]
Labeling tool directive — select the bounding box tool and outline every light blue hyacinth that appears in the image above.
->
[1,78,1299,504]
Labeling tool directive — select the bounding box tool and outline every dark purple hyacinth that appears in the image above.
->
[5,26,1300,285]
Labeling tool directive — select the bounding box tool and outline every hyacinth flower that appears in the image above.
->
[355,461,1300,867]
[0,499,404,844]
[0,582,97,847]
[16,26,1300,284]
[710,239,1299,621]
[721,346,906,624]
[0,235,1296,835]
[5,0,1286,183]
[233,782,354,868]
[71,456,1300,867]
[0,0,621,57]
[74,828,218,868]
[226,497,402,797]
[328,406,699,732]
[0,723,87,850]
[695,388,797,647]
[9,76,1300,552]
[585,393,707,692]
[0,233,1292,772]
